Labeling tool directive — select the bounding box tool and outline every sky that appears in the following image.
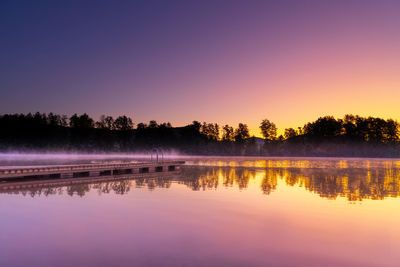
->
[1,0,400,136]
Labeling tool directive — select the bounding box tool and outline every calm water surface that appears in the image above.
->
[1,157,400,266]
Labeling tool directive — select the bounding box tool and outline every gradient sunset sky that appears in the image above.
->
[1,0,399,136]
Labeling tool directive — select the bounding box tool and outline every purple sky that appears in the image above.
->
[1,0,400,135]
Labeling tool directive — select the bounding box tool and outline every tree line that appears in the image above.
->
[0,112,399,157]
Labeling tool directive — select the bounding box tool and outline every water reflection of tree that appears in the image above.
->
[91,180,132,195]
[135,177,172,191]
[2,166,400,201]
[260,169,278,195]
[179,167,253,191]
[273,167,400,201]
[180,167,400,200]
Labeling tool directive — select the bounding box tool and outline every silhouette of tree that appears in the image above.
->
[33,112,47,125]
[201,122,220,141]
[96,115,106,129]
[0,112,399,156]
[114,115,133,131]
[222,125,234,141]
[343,114,358,139]
[137,122,147,130]
[60,115,68,127]
[149,120,158,129]
[48,112,63,126]
[96,115,115,130]
[191,121,201,133]
[234,123,250,142]
[159,122,172,128]
[342,114,399,143]
[297,127,303,135]
[260,119,277,140]
[384,119,399,142]
[104,116,115,130]
[303,116,343,138]
[69,113,94,129]
[284,128,297,139]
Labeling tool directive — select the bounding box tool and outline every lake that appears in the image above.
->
[1,156,400,266]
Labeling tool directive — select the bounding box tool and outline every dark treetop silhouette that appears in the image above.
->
[0,112,399,157]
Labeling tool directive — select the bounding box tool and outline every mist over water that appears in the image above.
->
[1,152,400,169]
[0,152,184,166]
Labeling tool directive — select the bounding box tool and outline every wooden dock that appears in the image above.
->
[0,169,181,192]
[0,161,185,180]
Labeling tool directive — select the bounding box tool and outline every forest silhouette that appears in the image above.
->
[0,112,399,157]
